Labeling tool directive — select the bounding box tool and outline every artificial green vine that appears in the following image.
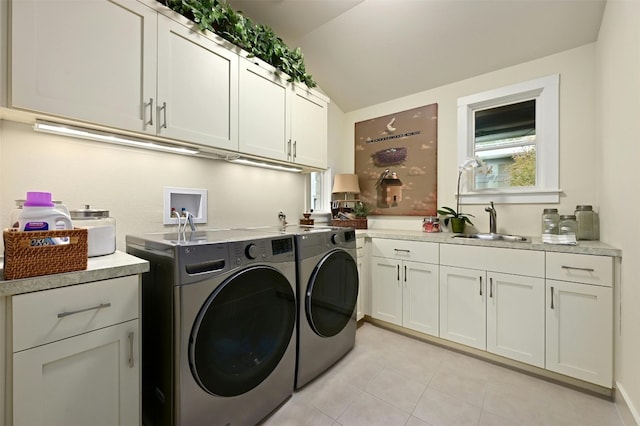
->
[161,0,316,88]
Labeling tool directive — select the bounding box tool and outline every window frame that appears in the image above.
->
[457,74,560,204]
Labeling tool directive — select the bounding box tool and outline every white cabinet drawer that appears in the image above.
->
[371,239,439,263]
[546,252,613,287]
[12,275,139,352]
[440,244,544,278]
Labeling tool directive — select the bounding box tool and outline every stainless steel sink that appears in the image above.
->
[454,233,529,242]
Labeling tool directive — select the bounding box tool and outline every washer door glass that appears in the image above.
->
[306,250,359,337]
[189,266,295,397]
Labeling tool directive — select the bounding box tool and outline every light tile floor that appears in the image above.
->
[261,323,625,426]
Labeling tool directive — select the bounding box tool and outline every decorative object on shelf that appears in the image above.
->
[299,212,314,226]
[355,103,438,216]
[377,170,403,208]
[331,201,370,229]
[161,0,316,87]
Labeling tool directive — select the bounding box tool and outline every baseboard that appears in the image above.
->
[616,382,640,426]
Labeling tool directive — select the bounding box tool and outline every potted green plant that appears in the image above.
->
[352,201,372,218]
[437,206,474,233]
[161,0,316,87]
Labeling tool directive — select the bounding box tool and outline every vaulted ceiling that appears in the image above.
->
[228,0,606,112]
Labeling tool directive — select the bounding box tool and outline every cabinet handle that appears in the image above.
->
[397,264,400,281]
[394,249,410,253]
[287,139,292,158]
[57,302,111,319]
[489,277,493,298]
[404,265,407,282]
[479,276,483,296]
[146,98,154,126]
[293,140,297,160]
[561,265,595,272]
[550,286,555,309]
[128,331,135,368]
[160,102,167,129]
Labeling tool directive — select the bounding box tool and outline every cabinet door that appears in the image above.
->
[403,260,439,336]
[439,266,486,349]
[356,244,367,321]
[290,87,327,168]
[13,320,140,426]
[157,15,238,150]
[371,257,402,326]
[11,0,157,133]
[486,272,545,367]
[238,58,290,161]
[546,280,613,387]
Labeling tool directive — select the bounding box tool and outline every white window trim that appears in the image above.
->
[457,74,561,204]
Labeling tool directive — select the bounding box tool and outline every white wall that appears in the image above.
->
[596,0,640,423]
[0,120,307,252]
[341,44,598,236]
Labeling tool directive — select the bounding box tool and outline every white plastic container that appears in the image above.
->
[70,205,116,257]
[18,192,72,231]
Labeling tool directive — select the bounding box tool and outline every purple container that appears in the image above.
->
[23,191,55,207]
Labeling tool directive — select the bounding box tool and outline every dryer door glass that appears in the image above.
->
[190,266,295,397]
[307,250,359,337]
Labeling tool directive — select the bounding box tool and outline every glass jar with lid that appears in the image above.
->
[575,205,599,240]
[70,205,116,257]
[541,208,560,234]
[559,214,578,236]
[422,216,440,233]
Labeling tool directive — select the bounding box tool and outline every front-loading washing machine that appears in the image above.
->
[292,226,359,388]
[126,229,297,426]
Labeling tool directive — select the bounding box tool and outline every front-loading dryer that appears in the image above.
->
[126,230,296,426]
[292,226,359,389]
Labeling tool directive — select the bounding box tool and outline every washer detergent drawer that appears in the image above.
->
[12,275,139,352]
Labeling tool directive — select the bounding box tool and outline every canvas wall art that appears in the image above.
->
[354,104,438,216]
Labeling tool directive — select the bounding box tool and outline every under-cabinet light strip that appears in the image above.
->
[229,158,302,173]
[33,120,200,156]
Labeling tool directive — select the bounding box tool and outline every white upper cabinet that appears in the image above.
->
[239,57,328,168]
[290,85,328,169]
[11,0,157,133]
[10,0,328,166]
[156,14,238,150]
[238,57,290,162]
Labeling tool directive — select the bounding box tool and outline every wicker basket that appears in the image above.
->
[331,218,368,230]
[3,228,88,280]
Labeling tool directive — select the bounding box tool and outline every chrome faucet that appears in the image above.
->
[485,201,497,234]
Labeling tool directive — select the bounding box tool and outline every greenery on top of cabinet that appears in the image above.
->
[160,0,316,88]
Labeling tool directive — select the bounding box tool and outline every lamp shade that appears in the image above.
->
[332,174,361,194]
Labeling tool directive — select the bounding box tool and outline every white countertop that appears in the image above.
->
[0,251,150,296]
[356,229,622,257]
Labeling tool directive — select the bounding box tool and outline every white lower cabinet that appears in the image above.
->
[545,253,613,387]
[9,275,140,426]
[439,244,545,367]
[365,240,616,388]
[356,239,368,321]
[13,321,139,426]
[487,272,545,367]
[439,266,486,349]
[371,239,439,336]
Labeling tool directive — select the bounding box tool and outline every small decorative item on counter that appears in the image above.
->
[422,216,441,233]
[574,205,599,240]
[299,212,314,226]
[541,208,560,235]
[70,205,116,257]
